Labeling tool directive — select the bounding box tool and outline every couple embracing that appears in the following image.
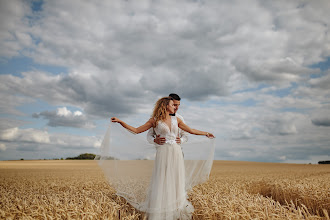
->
[101,93,215,220]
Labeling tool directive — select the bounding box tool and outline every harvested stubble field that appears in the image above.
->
[0,160,329,220]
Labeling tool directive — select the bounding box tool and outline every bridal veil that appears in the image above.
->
[95,122,215,215]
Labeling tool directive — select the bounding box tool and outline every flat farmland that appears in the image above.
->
[0,160,329,219]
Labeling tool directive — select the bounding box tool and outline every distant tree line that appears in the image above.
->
[17,154,119,160]
[318,160,330,164]
[66,153,96,160]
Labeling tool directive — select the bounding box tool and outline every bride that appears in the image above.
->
[110,96,215,220]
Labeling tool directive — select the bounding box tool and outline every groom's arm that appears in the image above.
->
[177,115,188,144]
[180,129,188,144]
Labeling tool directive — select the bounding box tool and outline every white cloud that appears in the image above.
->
[309,72,330,90]
[3,0,327,98]
[73,111,82,116]
[0,0,32,58]
[0,143,6,151]
[0,118,19,129]
[57,107,71,116]
[32,107,95,128]
[178,93,330,163]
[0,127,50,143]
[0,126,102,160]
[0,127,19,141]
[49,133,101,148]
[1,0,329,109]
[0,83,35,115]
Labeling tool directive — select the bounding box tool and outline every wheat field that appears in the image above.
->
[0,160,329,219]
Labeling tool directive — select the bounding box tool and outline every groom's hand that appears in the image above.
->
[154,135,166,145]
[175,137,181,144]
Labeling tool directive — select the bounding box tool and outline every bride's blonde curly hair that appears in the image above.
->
[152,97,174,125]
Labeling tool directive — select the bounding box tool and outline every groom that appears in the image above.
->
[147,93,188,145]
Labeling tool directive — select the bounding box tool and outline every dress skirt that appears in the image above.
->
[142,142,194,220]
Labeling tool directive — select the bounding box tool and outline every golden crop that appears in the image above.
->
[0,160,329,219]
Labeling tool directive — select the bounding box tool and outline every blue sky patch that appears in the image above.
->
[0,56,67,76]
[310,56,330,71]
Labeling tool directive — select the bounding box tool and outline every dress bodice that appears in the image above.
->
[154,116,178,144]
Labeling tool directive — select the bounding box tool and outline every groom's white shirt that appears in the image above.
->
[147,113,188,144]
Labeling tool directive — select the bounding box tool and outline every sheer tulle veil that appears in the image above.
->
[95,122,215,214]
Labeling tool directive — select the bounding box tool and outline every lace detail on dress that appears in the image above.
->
[154,117,178,145]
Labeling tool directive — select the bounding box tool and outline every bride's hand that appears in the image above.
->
[206,132,215,138]
[111,117,121,123]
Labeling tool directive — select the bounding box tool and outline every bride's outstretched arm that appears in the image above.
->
[177,118,215,138]
[111,117,154,134]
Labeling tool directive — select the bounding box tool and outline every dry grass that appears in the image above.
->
[0,160,329,219]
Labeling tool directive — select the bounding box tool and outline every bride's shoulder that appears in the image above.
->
[148,118,156,127]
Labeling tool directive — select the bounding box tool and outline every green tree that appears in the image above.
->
[66,153,96,160]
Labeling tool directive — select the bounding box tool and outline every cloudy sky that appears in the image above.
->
[0,0,329,163]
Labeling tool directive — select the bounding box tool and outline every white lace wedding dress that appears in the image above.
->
[96,117,215,220]
[142,116,194,219]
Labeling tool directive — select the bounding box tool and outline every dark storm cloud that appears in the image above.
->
[312,118,330,127]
